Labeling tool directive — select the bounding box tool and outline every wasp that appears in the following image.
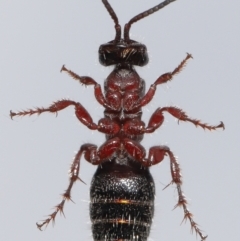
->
[10,0,224,240]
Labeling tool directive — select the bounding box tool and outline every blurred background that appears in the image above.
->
[1,0,239,240]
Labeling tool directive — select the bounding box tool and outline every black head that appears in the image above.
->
[99,0,177,67]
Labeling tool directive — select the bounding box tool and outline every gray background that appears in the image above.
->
[1,0,239,240]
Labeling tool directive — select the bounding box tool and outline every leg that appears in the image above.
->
[36,146,84,230]
[36,138,121,230]
[61,65,111,109]
[82,137,121,165]
[10,99,98,130]
[135,53,192,108]
[144,106,224,132]
[10,100,121,133]
[144,146,207,241]
[123,140,207,240]
[122,107,224,137]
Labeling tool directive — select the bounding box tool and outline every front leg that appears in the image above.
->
[134,53,192,108]
[61,65,112,109]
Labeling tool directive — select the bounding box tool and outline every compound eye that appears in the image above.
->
[129,45,149,66]
[99,46,119,66]
[119,44,148,67]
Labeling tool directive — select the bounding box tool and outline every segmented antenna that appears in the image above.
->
[102,0,121,41]
[102,0,177,42]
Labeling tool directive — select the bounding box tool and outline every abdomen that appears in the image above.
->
[90,156,155,241]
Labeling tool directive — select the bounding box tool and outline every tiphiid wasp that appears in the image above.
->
[10,0,224,240]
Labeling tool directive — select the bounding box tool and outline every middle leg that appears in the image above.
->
[10,100,121,134]
[144,106,224,132]
[122,106,224,138]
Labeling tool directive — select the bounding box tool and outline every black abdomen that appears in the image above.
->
[90,156,155,241]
